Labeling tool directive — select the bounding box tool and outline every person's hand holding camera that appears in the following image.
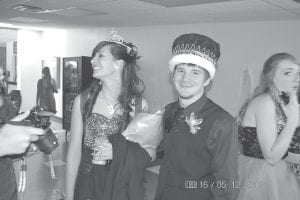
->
[0,111,45,157]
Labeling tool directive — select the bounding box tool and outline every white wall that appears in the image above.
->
[60,28,107,57]
[18,29,42,111]
[18,20,300,117]
[117,20,300,115]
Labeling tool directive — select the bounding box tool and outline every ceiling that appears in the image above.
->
[0,0,299,30]
[0,29,17,47]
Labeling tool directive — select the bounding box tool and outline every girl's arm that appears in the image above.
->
[65,95,83,200]
[256,94,298,165]
[51,79,58,93]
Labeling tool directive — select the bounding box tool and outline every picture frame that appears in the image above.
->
[42,57,61,89]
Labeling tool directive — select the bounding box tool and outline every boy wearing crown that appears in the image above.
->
[155,33,239,200]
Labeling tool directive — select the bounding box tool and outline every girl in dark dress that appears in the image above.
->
[237,53,300,199]
[36,67,58,112]
[65,31,151,200]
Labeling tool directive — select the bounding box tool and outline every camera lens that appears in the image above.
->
[34,128,59,154]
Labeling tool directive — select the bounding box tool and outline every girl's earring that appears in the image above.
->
[115,64,119,70]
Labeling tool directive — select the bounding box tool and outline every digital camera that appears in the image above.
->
[10,106,59,154]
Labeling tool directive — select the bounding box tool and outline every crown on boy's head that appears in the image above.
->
[172,44,219,66]
[169,33,220,78]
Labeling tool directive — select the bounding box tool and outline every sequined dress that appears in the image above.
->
[238,125,300,200]
[74,113,123,200]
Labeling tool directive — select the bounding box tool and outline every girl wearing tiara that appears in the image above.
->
[65,32,152,200]
[237,53,300,199]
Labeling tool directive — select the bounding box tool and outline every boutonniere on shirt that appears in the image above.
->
[185,112,203,134]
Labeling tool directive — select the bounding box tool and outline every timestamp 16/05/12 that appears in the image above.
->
[185,180,242,189]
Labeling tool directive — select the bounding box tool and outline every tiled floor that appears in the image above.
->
[13,118,159,200]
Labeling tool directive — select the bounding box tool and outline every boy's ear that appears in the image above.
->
[203,77,211,87]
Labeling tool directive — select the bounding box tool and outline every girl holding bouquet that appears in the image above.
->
[65,31,152,200]
[237,53,300,199]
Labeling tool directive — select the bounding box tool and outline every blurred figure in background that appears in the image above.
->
[0,66,19,124]
[36,67,58,112]
[0,66,8,94]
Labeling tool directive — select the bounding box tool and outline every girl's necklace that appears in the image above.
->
[101,92,116,115]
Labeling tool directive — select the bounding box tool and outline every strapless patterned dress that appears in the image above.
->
[238,126,300,200]
[74,113,123,200]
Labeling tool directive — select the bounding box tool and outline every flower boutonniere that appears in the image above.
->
[185,112,203,134]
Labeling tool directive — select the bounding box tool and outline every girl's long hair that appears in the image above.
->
[84,41,145,131]
[237,53,299,124]
[42,67,52,87]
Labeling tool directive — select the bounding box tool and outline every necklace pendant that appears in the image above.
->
[107,105,115,115]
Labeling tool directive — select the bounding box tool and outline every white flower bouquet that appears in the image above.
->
[122,110,164,150]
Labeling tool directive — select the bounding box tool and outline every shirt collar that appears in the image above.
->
[177,94,208,116]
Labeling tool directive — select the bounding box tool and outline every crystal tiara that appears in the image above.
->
[172,44,218,65]
[109,30,124,45]
[108,30,138,56]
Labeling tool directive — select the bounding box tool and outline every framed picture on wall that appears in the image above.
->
[42,57,61,89]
